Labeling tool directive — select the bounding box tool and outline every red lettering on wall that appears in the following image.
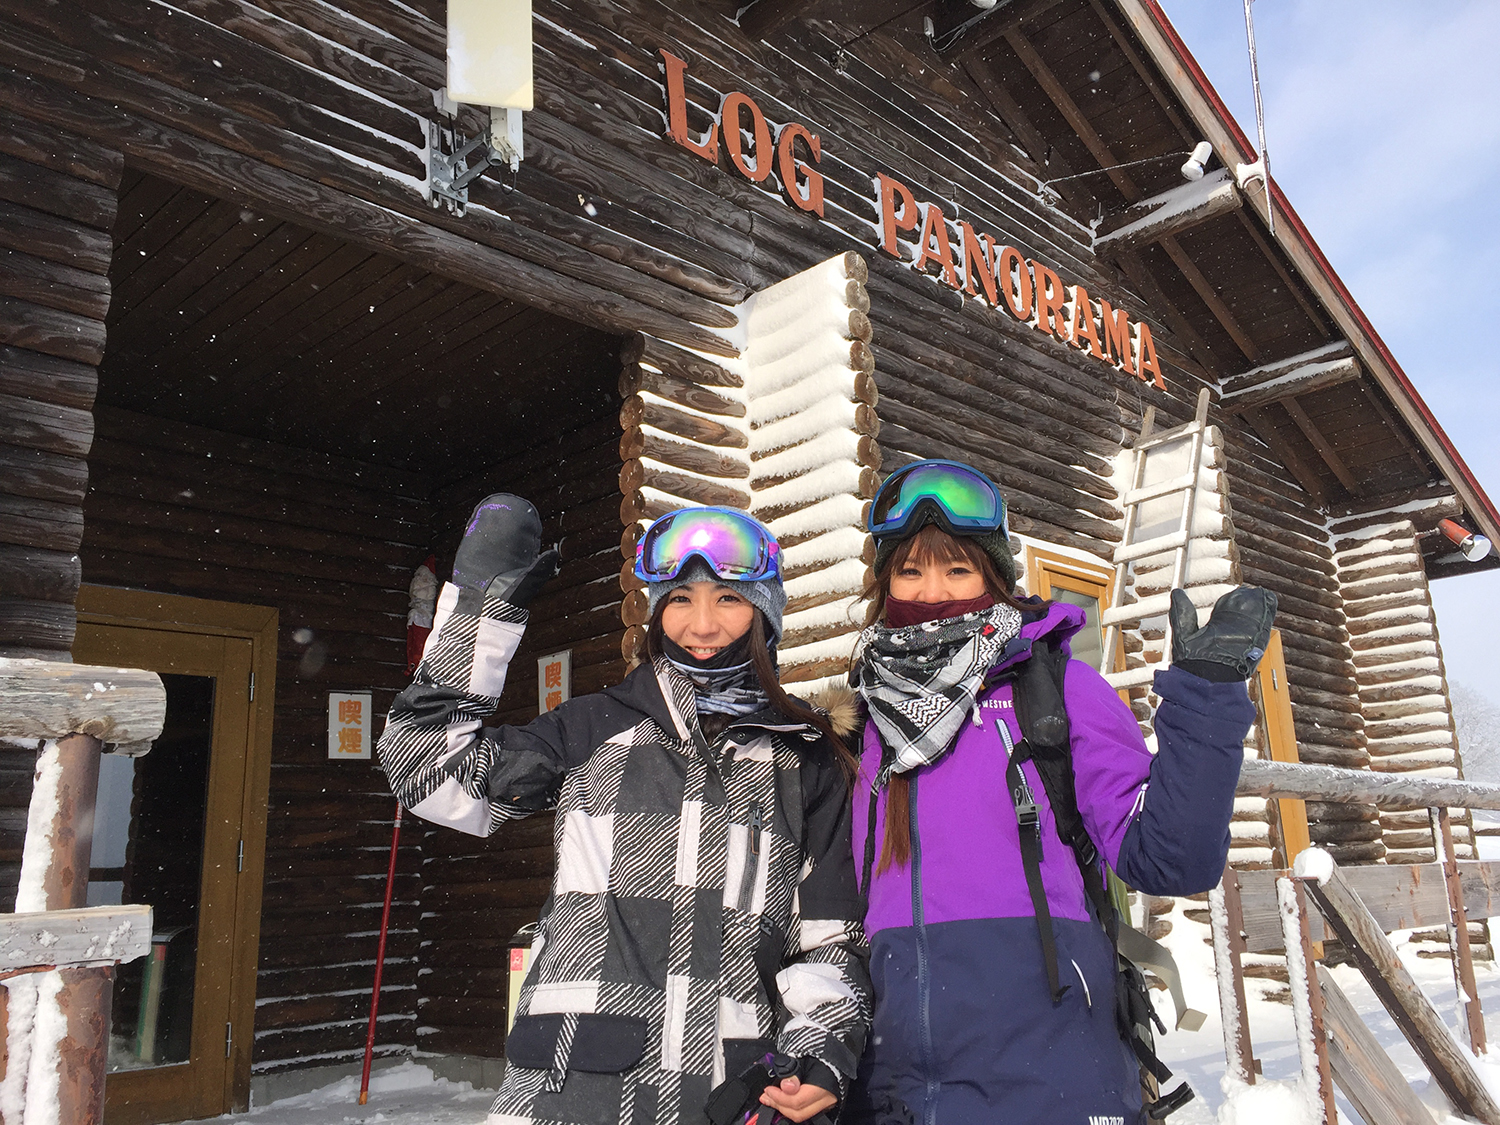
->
[996,247,1034,322]
[1069,286,1104,360]
[1136,322,1166,389]
[876,173,919,258]
[776,123,824,215]
[959,223,998,306]
[721,92,772,182]
[660,50,719,162]
[1099,300,1134,374]
[1031,261,1067,338]
[913,203,957,287]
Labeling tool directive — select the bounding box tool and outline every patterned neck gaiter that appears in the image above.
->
[663,634,770,718]
[854,603,1024,781]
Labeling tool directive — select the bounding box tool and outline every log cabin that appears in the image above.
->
[0,0,1494,1118]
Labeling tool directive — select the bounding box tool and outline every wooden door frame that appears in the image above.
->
[75,586,277,1115]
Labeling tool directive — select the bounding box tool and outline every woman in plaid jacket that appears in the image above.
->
[378,497,871,1125]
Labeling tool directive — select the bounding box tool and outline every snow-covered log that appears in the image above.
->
[0,658,165,747]
[1094,168,1243,257]
[1218,341,1359,415]
[1238,758,1500,811]
[1303,859,1500,1124]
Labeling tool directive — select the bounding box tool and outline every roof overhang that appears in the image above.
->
[1112,0,1500,551]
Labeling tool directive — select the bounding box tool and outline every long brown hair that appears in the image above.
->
[646,597,859,786]
[865,525,1038,873]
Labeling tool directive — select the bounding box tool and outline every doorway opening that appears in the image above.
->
[74,167,628,1116]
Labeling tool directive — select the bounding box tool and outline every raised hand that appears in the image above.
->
[452,494,560,609]
[1169,586,1278,683]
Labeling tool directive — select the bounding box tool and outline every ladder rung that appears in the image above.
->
[1122,472,1198,506]
[1133,419,1205,453]
[1111,530,1189,564]
[1104,665,1158,690]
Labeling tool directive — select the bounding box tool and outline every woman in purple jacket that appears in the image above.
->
[843,460,1277,1125]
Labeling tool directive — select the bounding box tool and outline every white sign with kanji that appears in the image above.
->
[328,691,373,760]
[538,650,571,715]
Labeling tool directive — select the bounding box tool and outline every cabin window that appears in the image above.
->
[1022,546,1120,674]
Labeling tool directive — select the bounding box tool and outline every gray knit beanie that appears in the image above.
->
[645,557,787,643]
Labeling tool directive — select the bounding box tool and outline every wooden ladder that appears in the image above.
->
[1099,387,1213,690]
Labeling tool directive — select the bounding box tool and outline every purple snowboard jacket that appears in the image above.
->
[845,601,1256,1125]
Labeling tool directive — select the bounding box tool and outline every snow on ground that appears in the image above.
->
[179,1063,493,1125]
[193,870,1500,1124]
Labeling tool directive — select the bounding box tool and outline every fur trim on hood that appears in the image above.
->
[805,685,863,738]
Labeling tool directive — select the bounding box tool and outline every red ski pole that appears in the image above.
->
[359,803,403,1105]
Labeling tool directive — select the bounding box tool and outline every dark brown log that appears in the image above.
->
[0,151,117,231]
[0,246,111,320]
[0,110,121,189]
[0,543,79,601]
[619,427,749,480]
[0,392,92,457]
[619,363,745,418]
[0,345,97,410]
[0,296,104,366]
[617,460,749,508]
[1095,169,1242,256]
[621,334,743,388]
[179,0,439,113]
[619,395,747,449]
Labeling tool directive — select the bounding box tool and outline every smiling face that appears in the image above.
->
[659,581,756,659]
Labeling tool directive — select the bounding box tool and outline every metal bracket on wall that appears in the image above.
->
[426,91,523,216]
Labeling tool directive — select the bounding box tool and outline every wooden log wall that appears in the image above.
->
[1221,426,1382,867]
[0,103,120,657]
[745,254,879,687]
[419,411,624,1059]
[78,406,430,1072]
[1331,511,1474,866]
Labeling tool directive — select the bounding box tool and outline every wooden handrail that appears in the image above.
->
[1238,758,1500,812]
[0,657,166,748]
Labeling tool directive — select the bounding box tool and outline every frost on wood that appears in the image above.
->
[617,254,876,677]
[15,743,63,914]
[1334,517,1468,865]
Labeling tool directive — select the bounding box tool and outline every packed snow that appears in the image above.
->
[186,897,1500,1125]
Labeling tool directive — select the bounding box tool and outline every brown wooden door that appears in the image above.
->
[72,612,266,1124]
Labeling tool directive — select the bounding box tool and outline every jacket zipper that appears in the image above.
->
[909,772,939,1125]
[738,801,762,913]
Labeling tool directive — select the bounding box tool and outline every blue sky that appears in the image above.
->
[1158,0,1500,703]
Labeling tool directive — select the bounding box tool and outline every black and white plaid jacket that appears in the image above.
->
[378,582,871,1125]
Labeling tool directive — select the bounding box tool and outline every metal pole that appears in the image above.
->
[1242,0,1274,235]
[358,804,403,1106]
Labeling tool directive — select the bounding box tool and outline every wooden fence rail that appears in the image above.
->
[0,656,166,1125]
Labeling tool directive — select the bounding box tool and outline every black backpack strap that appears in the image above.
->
[1002,735,1066,1002]
[1008,636,1194,1117]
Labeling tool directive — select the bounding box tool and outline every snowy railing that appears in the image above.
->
[1217,756,1500,1124]
[0,657,165,1125]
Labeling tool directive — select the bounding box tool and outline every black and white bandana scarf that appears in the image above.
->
[854,603,1024,780]
[663,635,770,719]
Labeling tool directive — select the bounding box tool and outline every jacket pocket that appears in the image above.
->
[506,1013,647,1074]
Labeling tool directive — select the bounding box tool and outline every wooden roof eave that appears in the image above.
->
[1111,0,1500,548]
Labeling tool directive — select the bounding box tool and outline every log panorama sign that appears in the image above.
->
[661,50,1167,390]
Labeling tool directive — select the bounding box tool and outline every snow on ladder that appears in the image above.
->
[1100,388,1235,692]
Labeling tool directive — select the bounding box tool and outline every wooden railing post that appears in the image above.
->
[1208,867,1256,1086]
[1277,875,1335,1124]
[1301,855,1500,1124]
[0,658,166,1125]
[1432,806,1485,1054]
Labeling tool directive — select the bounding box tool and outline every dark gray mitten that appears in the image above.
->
[451,494,560,611]
[1169,586,1278,682]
